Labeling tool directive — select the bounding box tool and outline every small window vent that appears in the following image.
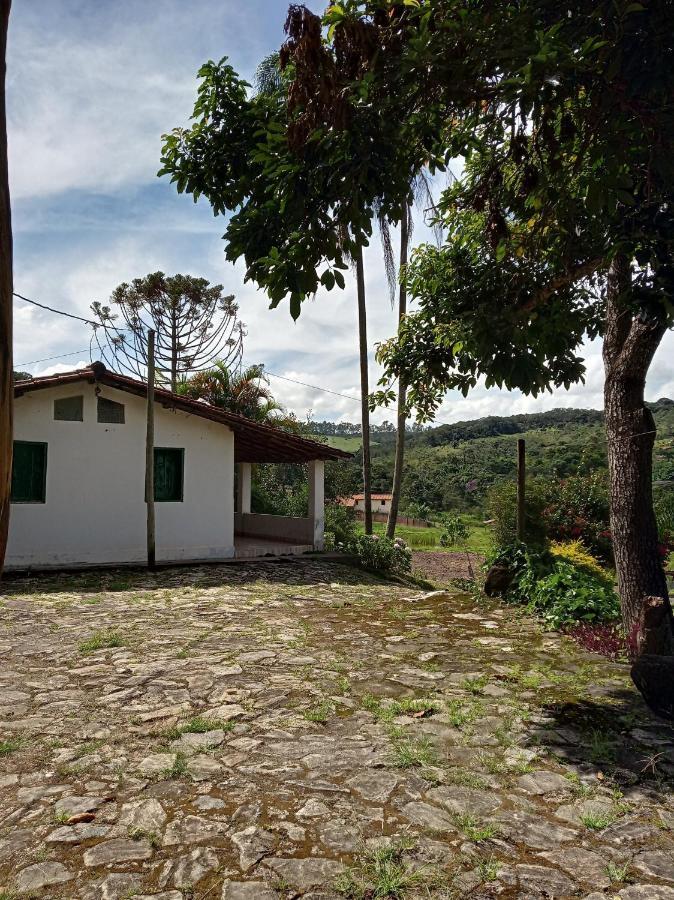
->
[97,397,125,424]
[54,395,83,422]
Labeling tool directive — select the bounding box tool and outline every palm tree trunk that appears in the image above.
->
[0,1,13,578]
[355,246,372,535]
[386,204,410,539]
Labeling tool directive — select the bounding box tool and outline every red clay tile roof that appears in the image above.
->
[14,364,352,464]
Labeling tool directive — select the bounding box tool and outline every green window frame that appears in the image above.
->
[97,396,125,424]
[11,441,47,503]
[54,395,83,422]
[154,447,184,502]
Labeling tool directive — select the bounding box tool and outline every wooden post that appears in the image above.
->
[145,329,156,568]
[517,438,526,542]
[0,2,12,578]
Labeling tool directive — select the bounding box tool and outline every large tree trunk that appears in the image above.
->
[0,1,12,578]
[602,256,672,681]
[386,203,410,539]
[355,246,372,535]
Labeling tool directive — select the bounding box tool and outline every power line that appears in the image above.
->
[14,289,362,405]
[13,291,129,332]
[15,349,91,368]
[264,369,361,404]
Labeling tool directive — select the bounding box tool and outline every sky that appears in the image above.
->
[7,0,674,426]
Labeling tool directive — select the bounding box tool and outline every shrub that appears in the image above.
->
[528,560,619,629]
[324,503,358,549]
[439,513,469,547]
[654,487,674,559]
[347,534,412,574]
[541,472,612,561]
[486,473,612,560]
[549,540,613,584]
[488,542,619,628]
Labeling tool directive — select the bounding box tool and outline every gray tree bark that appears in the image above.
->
[355,247,372,535]
[602,255,672,661]
[0,1,13,578]
[387,203,410,539]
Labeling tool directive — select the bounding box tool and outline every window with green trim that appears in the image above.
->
[97,396,125,424]
[154,447,184,502]
[54,395,83,421]
[11,441,47,503]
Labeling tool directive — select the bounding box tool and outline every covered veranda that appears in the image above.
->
[229,418,350,559]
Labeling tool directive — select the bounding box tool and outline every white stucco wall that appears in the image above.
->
[6,383,235,569]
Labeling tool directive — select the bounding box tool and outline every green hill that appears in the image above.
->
[315,399,674,513]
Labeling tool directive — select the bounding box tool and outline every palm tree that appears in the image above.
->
[0,1,12,577]
[380,173,442,538]
[179,362,283,424]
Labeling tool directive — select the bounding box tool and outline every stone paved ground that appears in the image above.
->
[2,559,674,900]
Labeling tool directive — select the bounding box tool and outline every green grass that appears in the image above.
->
[164,717,235,740]
[358,515,491,554]
[78,630,125,654]
[303,700,333,723]
[0,737,24,755]
[453,813,499,842]
[335,840,439,898]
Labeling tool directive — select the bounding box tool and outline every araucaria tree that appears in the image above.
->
[90,272,243,392]
[326,0,674,711]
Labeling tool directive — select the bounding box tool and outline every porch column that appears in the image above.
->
[308,459,325,550]
[237,462,252,514]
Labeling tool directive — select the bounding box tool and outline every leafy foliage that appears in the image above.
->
[347,534,412,574]
[178,362,282,423]
[489,543,619,629]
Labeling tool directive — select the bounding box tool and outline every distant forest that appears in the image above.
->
[315,400,674,513]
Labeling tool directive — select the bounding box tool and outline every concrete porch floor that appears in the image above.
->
[234,535,314,559]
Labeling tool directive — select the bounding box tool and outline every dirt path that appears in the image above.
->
[412,551,484,584]
[1,559,674,898]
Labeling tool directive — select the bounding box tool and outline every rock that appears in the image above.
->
[83,838,153,866]
[187,754,225,781]
[16,862,73,893]
[222,883,276,900]
[539,848,610,886]
[633,850,674,881]
[46,823,111,843]
[517,771,571,795]
[263,858,345,891]
[202,703,246,721]
[555,798,616,826]
[231,826,276,871]
[496,811,578,850]
[171,730,227,755]
[194,795,226,811]
[138,753,176,777]
[603,820,659,844]
[297,799,331,819]
[619,887,674,899]
[484,564,514,596]
[516,864,576,896]
[319,822,361,853]
[401,801,455,832]
[426,784,502,816]
[345,771,399,803]
[54,794,108,817]
[100,873,143,900]
[163,815,226,847]
[172,847,220,889]
[135,895,183,900]
[118,798,167,832]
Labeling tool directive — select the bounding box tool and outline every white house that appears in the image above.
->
[6,363,349,570]
[342,493,393,515]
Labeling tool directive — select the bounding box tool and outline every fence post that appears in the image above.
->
[145,329,156,569]
[517,438,526,542]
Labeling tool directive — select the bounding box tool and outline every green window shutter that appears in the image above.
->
[54,395,83,421]
[97,397,125,424]
[11,441,47,503]
[154,448,184,502]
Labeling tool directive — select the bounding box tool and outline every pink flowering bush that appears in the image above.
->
[348,534,412,574]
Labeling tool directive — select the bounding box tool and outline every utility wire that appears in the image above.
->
[13,291,129,332]
[264,369,361,404]
[14,289,362,406]
[15,349,91,368]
